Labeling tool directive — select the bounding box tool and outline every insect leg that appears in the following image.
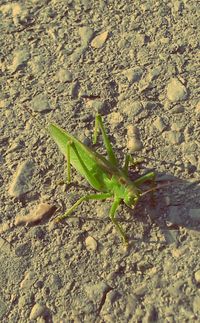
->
[55,192,112,221]
[123,154,131,175]
[109,197,128,244]
[93,114,118,167]
[123,154,144,174]
[134,172,156,205]
[133,171,156,186]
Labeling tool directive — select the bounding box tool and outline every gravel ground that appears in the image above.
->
[0,1,200,322]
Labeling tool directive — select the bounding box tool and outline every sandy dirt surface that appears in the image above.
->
[0,1,200,322]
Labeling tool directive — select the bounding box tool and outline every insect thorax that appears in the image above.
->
[107,175,140,206]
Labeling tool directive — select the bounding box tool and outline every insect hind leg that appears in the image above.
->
[54,192,112,222]
[93,114,118,167]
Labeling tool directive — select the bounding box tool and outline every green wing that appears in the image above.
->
[48,123,119,191]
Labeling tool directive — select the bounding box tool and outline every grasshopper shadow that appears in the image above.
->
[126,172,200,246]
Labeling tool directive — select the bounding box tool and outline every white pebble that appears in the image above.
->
[127,138,143,152]
[194,270,200,283]
[85,236,98,251]
[153,116,166,132]
[29,303,47,320]
[56,69,72,83]
[166,77,187,102]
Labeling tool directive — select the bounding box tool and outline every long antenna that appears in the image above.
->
[141,181,175,197]
[22,105,47,133]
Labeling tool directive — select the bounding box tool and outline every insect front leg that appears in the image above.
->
[93,114,118,167]
[123,154,144,175]
[134,171,156,186]
[54,192,112,222]
[134,172,156,205]
[109,197,128,244]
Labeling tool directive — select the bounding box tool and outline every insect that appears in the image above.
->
[47,114,156,243]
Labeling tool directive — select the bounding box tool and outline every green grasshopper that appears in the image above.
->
[47,114,156,243]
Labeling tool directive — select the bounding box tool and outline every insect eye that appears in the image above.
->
[119,177,126,185]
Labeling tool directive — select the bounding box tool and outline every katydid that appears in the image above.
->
[47,114,156,243]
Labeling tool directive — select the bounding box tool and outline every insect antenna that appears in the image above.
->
[22,105,45,130]
[141,181,176,197]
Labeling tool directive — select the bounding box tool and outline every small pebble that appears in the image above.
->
[29,303,48,320]
[20,271,35,289]
[168,280,184,297]
[56,69,72,83]
[31,94,51,112]
[0,221,12,235]
[194,270,200,284]
[18,294,33,309]
[70,46,86,63]
[127,125,139,136]
[127,138,143,152]
[85,282,110,302]
[85,236,98,252]
[147,66,161,81]
[85,99,105,113]
[193,295,200,313]
[31,227,46,240]
[15,241,32,257]
[0,99,9,108]
[10,49,30,73]
[15,203,55,225]
[50,274,62,290]
[181,142,198,154]
[91,31,108,48]
[130,101,143,116]
[122,68,143,83]
[107,112,123,127]
[127,125,143,152]
[195,101,200,114]
[171,105,185,114]
[133,283,148,297]
[171,122,184,131]
[153,116,167,132]
[162,130,183,145]
[79,26,94,46]
[125,295,137,316]
[30,55,44,74]
[121,100,143,118]
[166,77,187,102]
[70,81,80,98]
[8,160,34,198]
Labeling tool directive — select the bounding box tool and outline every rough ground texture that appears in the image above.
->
[0,1,200,322]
